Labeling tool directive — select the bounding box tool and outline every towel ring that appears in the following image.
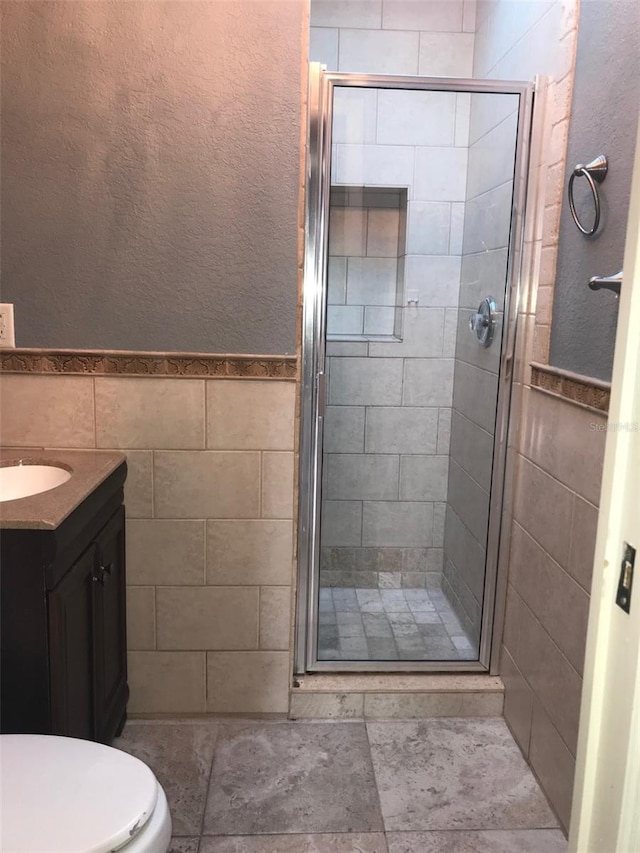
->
[568,155,608,236]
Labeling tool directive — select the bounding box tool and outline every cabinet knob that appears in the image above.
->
[93,563,114,584]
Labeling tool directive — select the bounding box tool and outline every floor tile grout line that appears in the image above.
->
[119,717,562,847]
[363,718,390,845]
[197,725,220,843]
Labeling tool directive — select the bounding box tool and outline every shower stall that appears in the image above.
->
[296,65,534,673]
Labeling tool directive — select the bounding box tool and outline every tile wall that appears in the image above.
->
[442,97,518,646]
[471,0,586,832]
[310,0,477,76]
[502,388,604,831]
[313,0,588,830]
[312,13,475,587]
[327,187,406,339]
[0,374,296,715]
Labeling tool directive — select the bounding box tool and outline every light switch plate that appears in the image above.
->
[0,303,16,348]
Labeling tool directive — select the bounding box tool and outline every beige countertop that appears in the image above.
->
[0,449,126,530]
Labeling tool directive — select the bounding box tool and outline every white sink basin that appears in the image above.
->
[0,464,72,503]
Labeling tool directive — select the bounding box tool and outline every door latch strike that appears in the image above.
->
[616,542,635,614]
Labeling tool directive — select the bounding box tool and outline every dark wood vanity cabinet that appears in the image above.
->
[1,463,128,743]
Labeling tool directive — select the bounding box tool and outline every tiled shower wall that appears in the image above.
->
[442,99,517,644]
[319,81,470,587]
[312,5,476,588]
[0,374,296,715]
[310,0,476,76]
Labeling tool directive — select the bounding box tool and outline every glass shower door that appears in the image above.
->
[297,68,533,672]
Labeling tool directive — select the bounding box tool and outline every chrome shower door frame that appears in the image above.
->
[295,64,535,674]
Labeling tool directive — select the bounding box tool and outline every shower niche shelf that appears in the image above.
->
[326,185,407,342]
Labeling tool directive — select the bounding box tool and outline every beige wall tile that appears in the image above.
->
[366,209,400,257]
[262,452,295,519]
[156,587,259,650]
[328,207,367,256]
[501,646,533,757]
[0,375,95,448]
[289,692,364,719]
[126,586,156,650]
[529,699,575,833]
[95,377,204,449]
[207,520,294,585]
[127,519,205,585]
[207,380,295,450]
[127,651,205,713]
[516,603,582,757]
[123,451,153,518]
[259,587,291,650]
[568,495,599,593]
[154,451,260,518]
[206,651,289,713]
[521,387,606,504]
[510,522,590,675]
[502,582,523,657]
[514,457,574,568]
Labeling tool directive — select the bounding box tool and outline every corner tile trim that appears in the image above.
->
[531,362,610,414]
[0,349,298,380]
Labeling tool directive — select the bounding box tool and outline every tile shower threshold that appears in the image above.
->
[293,674,503,693]
[290,674,505,719]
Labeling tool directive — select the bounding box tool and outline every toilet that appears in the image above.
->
[0,735,171,853]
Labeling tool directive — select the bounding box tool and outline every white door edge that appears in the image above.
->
[569,120,640,852]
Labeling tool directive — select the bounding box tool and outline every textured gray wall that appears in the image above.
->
[1,1,303,355]
[549,0,639,381]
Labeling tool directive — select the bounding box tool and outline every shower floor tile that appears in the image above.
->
[318,587,477,661]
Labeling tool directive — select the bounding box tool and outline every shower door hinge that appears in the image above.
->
[317,371,327,418]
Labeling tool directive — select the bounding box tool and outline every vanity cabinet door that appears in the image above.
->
[48,545,96,740]
[92,505,128,742]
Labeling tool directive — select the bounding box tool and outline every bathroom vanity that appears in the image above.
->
[0,450,129,743]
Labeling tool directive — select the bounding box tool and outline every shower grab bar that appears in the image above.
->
[588,270,622,296]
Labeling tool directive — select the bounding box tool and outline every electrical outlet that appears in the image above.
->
[0,304,16,348]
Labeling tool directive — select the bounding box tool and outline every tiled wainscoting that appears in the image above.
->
[0,373,296,715]
[502,386,605,831]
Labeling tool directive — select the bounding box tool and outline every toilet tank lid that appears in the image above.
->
[0,734,159,853]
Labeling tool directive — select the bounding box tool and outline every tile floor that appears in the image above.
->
[318,587,477,661]
[114,717,568,852]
